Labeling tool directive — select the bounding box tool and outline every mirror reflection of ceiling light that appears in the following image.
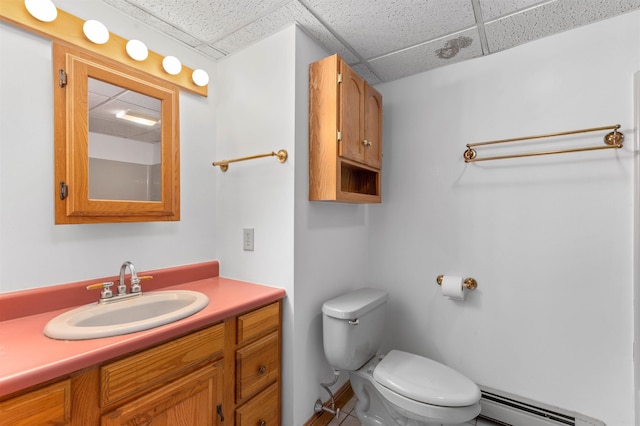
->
[126,39,149,61]
[83,20,110,44]
[162,56,182,75]
[192,69,209,87]
[24,0,58,22]
[116,110,159,127]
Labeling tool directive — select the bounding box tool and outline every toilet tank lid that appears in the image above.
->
[322,288,388,319]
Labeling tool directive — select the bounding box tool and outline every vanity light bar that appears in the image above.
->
[116,110,159,126]
[0,0,209,97]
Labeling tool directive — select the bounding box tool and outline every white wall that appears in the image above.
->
[370,10,640,425]
[293,30,371,424]
[0,1,217,292]
[216,25,372,425]
[215,25,297,426]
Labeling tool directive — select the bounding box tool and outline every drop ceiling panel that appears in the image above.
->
[113,0,287,43]
[101,0,204,47]
[485,0,640,53]
[304,0,477,59]
[368,29,483,82]
[211,2,358,63]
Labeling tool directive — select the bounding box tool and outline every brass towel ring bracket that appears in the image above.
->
[212,149,288,171]
[464,124,624,163]
[436,275,478,290]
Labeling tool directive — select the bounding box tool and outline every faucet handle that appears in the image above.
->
[86,281,114,300]
[131,275,153,293]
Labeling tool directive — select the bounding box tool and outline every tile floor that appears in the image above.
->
[327,396,503,426]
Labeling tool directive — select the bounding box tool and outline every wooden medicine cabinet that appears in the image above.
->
[53,43,180,224]
[309,54,383,203]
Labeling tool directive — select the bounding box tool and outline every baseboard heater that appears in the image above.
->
[478,386,605,426]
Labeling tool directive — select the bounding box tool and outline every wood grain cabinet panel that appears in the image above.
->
[237,302,280,345]
[101,323,224,407]
[235,382,279,426]
[102,361,223,426]
[0,379,71,426]
[236,332,279,401]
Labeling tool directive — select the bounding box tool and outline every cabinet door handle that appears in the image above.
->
[259,365,267,375]
[217,404,224,421]
[259,421,267,426]
[362,139,369,146]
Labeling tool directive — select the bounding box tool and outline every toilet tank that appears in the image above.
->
[322,288,388,371]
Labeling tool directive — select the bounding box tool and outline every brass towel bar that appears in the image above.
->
[463,124,624,163]
[212,149,288,171]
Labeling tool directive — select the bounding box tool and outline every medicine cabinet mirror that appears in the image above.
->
[53,43,180,224]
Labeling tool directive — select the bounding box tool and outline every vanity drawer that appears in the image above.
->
[0,379,71,426]
[101,323,224,407]
[235,381,279,426]
[236,302,280,345]
[236,331,279,401]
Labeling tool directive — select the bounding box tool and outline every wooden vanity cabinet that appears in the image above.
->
[0,301,282,426]
[309,54,383,203]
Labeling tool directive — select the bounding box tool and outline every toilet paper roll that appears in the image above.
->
[441,275,465,300]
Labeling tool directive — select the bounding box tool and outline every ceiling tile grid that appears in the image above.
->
[478,0,551,21]
[484,0,640,53]
[96,0,640,83]
[101,0,204,47]
[302,0,477,59]
[210,1,359,64]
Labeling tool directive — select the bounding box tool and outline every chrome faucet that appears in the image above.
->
[119,261,141,295]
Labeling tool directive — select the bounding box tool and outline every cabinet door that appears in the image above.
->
[364,84,383,169]
[101,362,223,426]
[338,62,365,164]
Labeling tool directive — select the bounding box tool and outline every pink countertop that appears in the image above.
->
[0,260,286,398]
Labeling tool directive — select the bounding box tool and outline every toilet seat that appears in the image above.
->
[373,350,481,407]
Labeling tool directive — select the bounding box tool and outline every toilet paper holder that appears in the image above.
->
[436,275,478,290]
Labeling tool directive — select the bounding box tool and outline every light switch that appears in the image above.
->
[243,228,254,251]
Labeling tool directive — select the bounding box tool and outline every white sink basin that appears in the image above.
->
[44,290,209,340]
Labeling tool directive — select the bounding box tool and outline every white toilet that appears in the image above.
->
[322,288,481,426]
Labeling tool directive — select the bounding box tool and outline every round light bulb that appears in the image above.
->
[162,56,182,75]
[191,69,209,87]
[126,40,149,61]
[24,0,57,22]
[83,20,110,45]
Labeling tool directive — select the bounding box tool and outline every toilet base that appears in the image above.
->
[349,355,480,426]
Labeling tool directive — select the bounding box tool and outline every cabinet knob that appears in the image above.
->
[259,421,267,426]
[362,139,372,147]
[258,365,267,375]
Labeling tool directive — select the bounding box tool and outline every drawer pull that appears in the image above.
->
[259,420,266,426]
[259,365,267,375]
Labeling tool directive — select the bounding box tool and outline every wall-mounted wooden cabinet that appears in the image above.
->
[309,54,382,203]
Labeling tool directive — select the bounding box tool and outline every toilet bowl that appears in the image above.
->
[322,288,481,425]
